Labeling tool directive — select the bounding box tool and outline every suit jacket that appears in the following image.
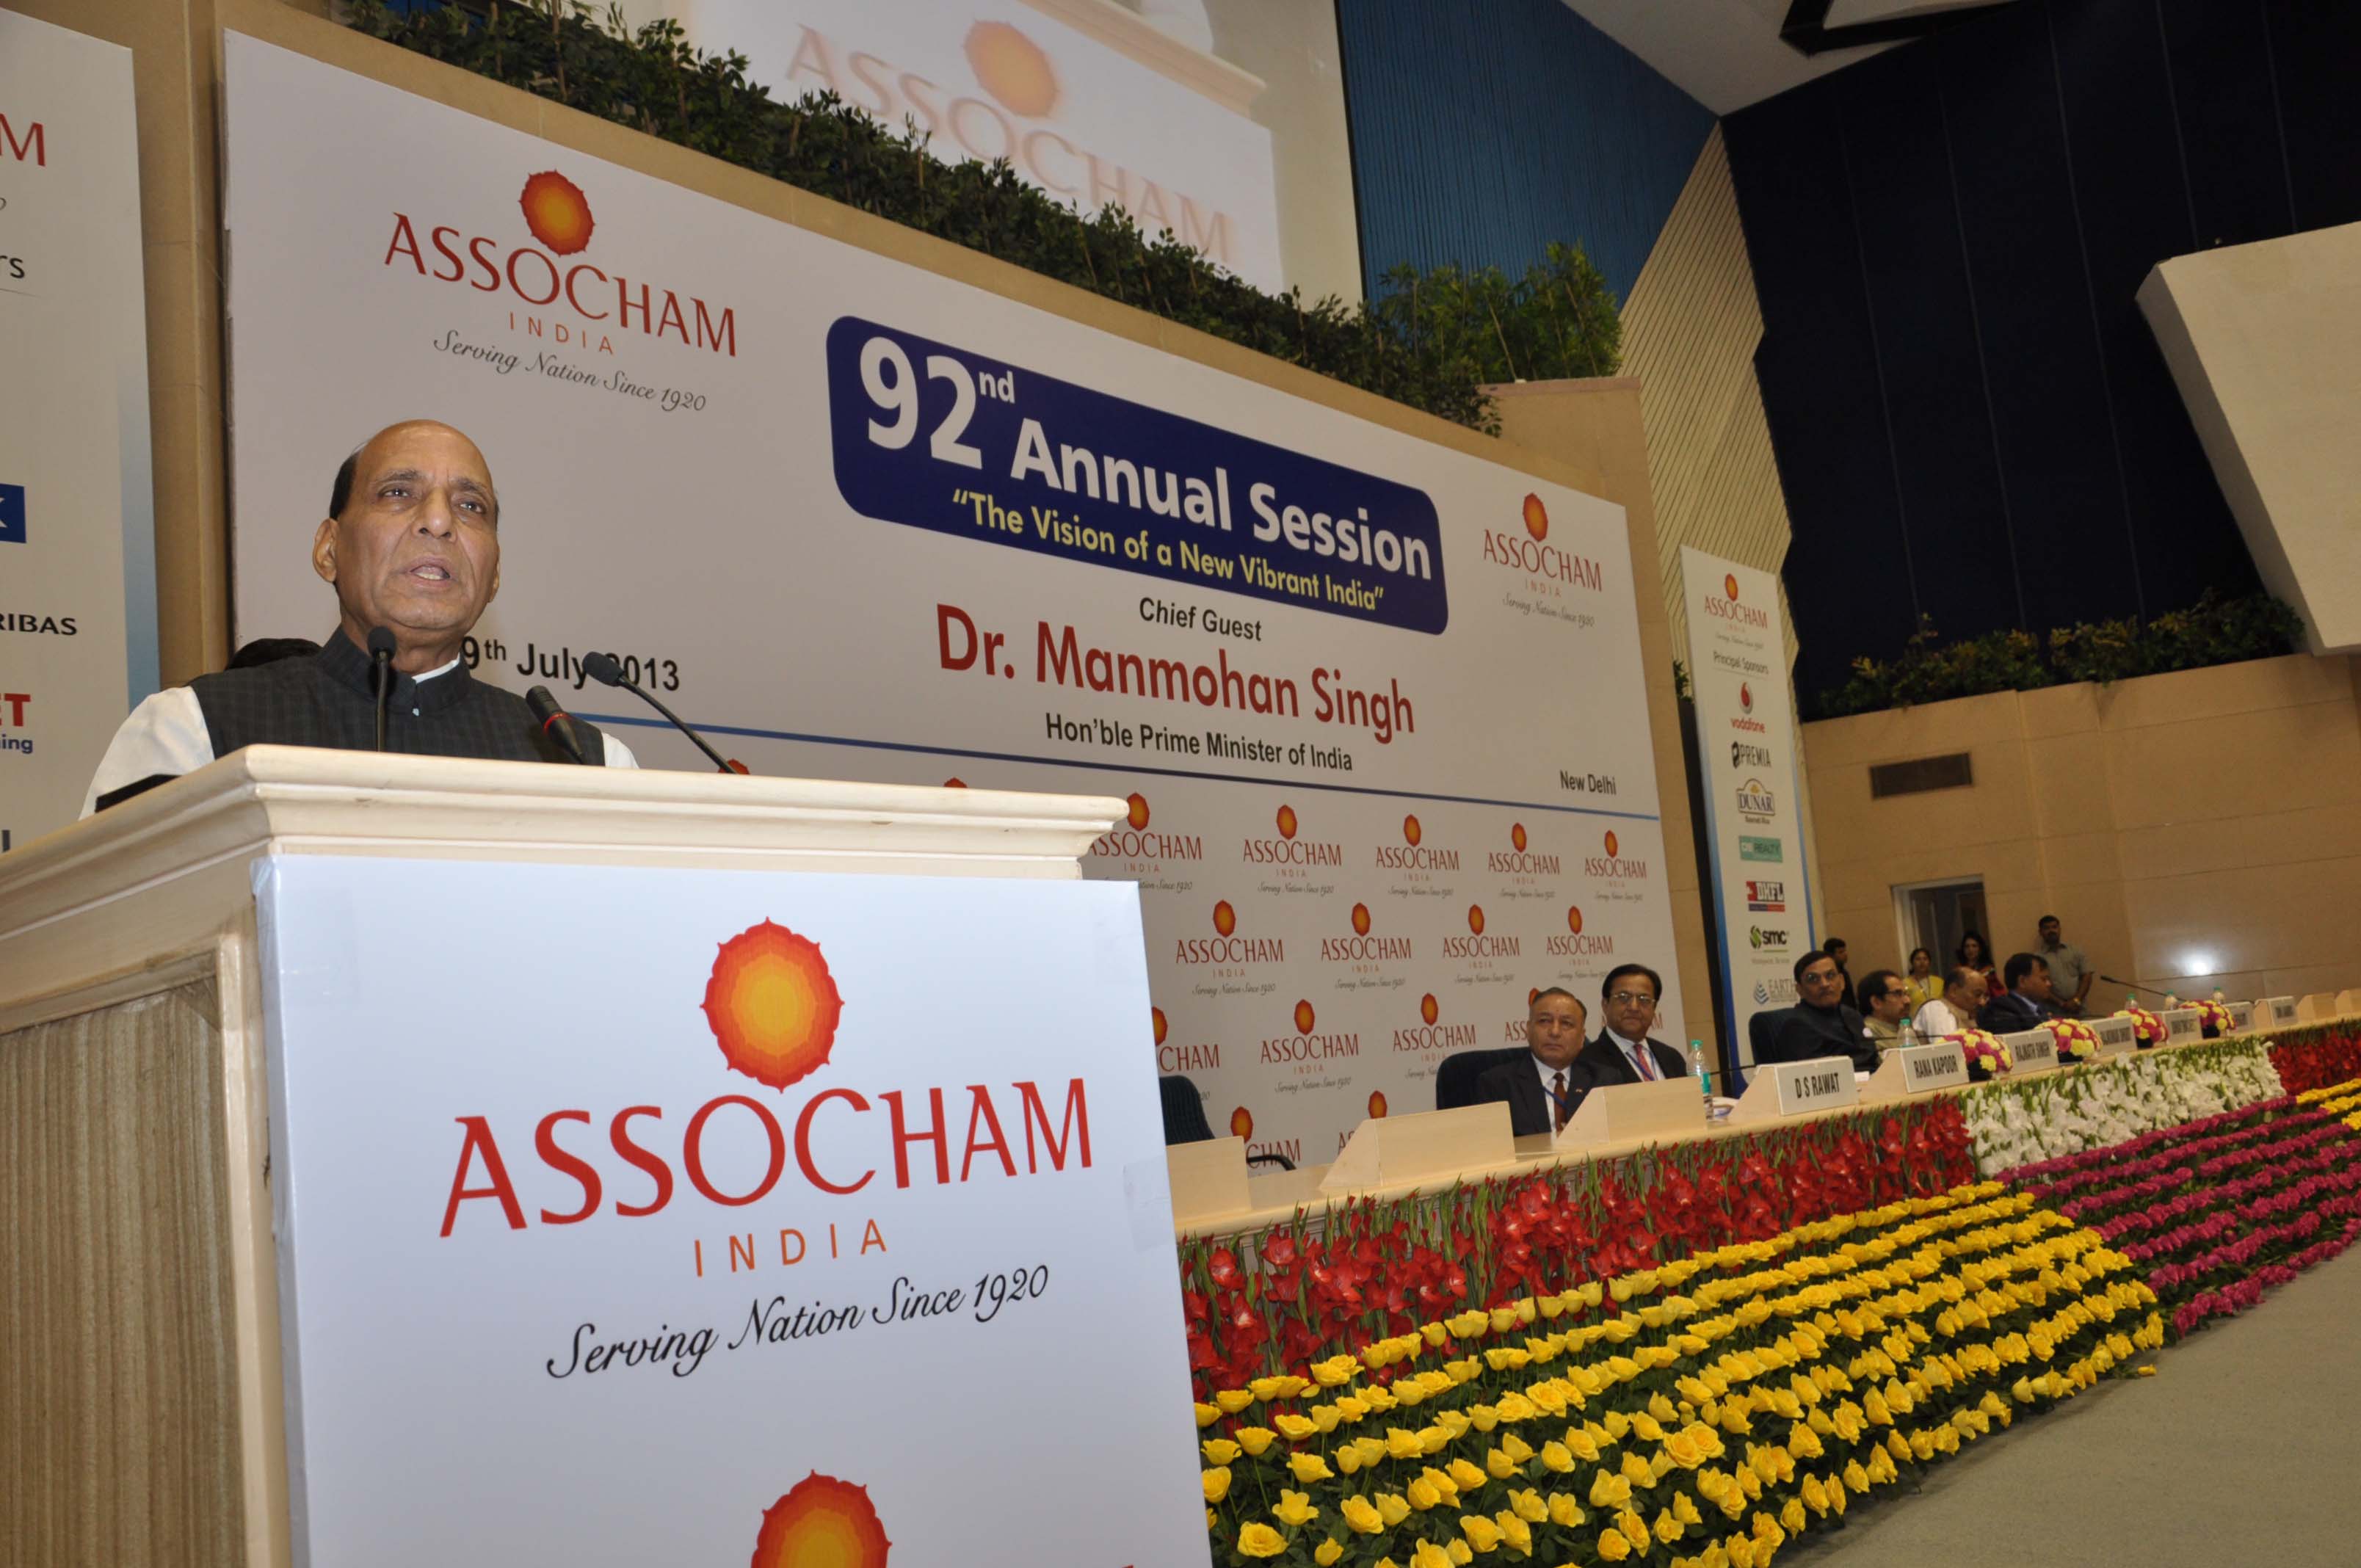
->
[1472,1055,1572,1138]
[1572,1031,1690,1095]
[1977,990,2048,1035]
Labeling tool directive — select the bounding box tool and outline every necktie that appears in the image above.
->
[1633,1041,1656,1081]
[1551,1071,1569,1133]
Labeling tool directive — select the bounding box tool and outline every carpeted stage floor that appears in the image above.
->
[1783,1244,2361,1567]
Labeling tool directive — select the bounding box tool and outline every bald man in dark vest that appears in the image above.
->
[85,420,636,812]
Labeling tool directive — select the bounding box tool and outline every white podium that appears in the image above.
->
[0,748,1202,1567]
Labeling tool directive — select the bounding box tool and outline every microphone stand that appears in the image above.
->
[580,652,746,774]
[366,626,397,752]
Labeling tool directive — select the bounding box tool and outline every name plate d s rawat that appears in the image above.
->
[1732,1057,1859,1122]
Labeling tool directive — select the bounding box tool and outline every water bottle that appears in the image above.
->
[1690,1039,1712,1099]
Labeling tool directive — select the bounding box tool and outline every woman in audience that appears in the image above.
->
[1956,932,2000,998]
[1902,948,1942,1009]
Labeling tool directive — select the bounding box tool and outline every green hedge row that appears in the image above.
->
[346,0,1621,433]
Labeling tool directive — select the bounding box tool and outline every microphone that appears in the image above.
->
[366,625,397,752]
[2102,974,2175,1001]
[525,684,590,764]
[579,651,747,774]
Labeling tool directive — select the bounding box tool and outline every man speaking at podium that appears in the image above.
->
[84,421,635,813]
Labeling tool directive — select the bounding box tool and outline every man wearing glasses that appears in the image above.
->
[1763,948,1878,1071]
[1574,964,1690,1094]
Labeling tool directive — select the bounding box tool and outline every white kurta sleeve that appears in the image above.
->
[81,687,217,817]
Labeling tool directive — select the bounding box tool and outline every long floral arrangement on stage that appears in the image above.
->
[1182,1023,2361,1563]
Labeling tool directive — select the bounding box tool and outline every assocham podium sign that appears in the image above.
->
[1680,548,1810,1073]
[222,32,1687,1174]
[261,854,1204,1564]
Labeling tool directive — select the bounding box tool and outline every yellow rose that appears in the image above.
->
[1548,1492,1585,1527]
[1496,1510,1534,1553]
[1236,1522,1288,1558]
[1236,1427,1277,1457]
[1506,1487,1548,1523]
[1780,1496,1806,1533]
[1203,1467,1233,1503]
[1216,1390,1255,1414]
[1387,1426,1426,1461]
[1590,1468,1634,1509]
[1630,1411,1665,1442]
[1315,1540,1344,1567]
[1313,1354,1360,1386]
[1377,1492,1412,1526]
[1603,1410,1633,1441]
[1274,1489,1319,1528]
[1196,1402,1222,1428]
[1275,1413,1318,1442]
[1540,1440,1575,1473]
[1252,1375,1310,1403]
[1486,1448,1517,1480]
[1448,1457,1488,1492]
[1408,1477,1443,1511]
[1203,1439,1242,1466]
[1618,1506,1654,1556]
[1567,1426,1603,1462]
[1448,1540,1475,1566]
[1460,1513,1504,1552]
[1599,1525,1633,1561]
[1621,1451,1656,1489]
[1291,1453,1335,1484]
[1799,1475,1829,1517]
[1726,1531,1758,1568]
[1342,1495,1385,1536]
[1664,1431,1706,1470]
[1673,1492,1702,1528]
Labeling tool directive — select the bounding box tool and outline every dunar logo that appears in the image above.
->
[1089,790,1202,863]
[436,919,1092,1241]
[1481,494,1603,589]
[382,170,739,355]
[1736,777,1777,821]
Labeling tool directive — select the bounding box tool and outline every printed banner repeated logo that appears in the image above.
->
[222,35,1686,1176]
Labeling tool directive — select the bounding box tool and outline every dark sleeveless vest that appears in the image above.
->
[191,629,609,766]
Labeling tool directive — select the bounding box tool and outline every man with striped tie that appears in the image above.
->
[1472,987,1591,1137]
[1572,963,1689,1097]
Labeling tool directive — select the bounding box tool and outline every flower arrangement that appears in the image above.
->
[2117,1006,2166,1049]
[2048,1017,2102,1063]
[1957,1040,2283,1177]
[1951,1030,2010,1080]
[2193,997,2234,1038]
[2269,1026,2361,1096]
[1197,1184,2162,1567]
[1179,1102,1976,1397]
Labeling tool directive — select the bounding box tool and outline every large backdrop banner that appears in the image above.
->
[222,33,1685,1164]
[0,10,153,848]
[1680,547,1811,1071]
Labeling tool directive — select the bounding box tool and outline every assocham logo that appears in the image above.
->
[435,918,1092,1239]
[1441,903,1518,961]
[1390,991,1477,1055]
[1481,493,1603,590]
[1153,1004,1219,1075]
[1373,810,1458,874]
[1548,903,1614,958]
[1173,899,1284,968]
[752,1472,891,1568]
[1241,802,1341,868]
[1259,998,1360,1070]
[1702,570,1771,631]
[1487,820,1559,879]
[1583,826,1650,882]
[1320,901,1412,965]
[381,169,738,356]
[1089,789,1203,864]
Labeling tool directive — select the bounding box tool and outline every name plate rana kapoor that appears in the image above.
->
[1895,1041,1968,1092]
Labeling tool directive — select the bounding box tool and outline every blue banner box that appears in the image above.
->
[827,316,1448,634]
[0,483,25,545]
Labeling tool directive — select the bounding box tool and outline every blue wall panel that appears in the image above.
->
[1337,0,1714,303]
[1727,0,2361,706]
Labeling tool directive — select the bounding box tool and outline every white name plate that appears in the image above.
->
[2003,1026,2060,1072]
[2224,1000,2256,1033]
[2163,1007,2204,1043]
[2091,1015,2139,1056]
[1863,1040,1968,1099]
[2260,995,2299,1027]
[1554,1075,1708,1151]
[1732,1056,1860,1122]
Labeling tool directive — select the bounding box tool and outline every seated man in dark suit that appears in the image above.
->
[1473,988,1589,1137]
[1977,951,2056,1034]
[1763,949,1877,1072]
[1572,962,1690,1095]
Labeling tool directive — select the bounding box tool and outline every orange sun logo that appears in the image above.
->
[965,21,1059,117]
[1275,804,1298,840]
[751,1473,891,1568]
[1511,823,1528,853]
[702,921,844,1091]
[1230,1106,1253,1140]
[942,777,966,788]
[1522,494,1549,541]
[1126,792,1150,830]
[1421,993,1439,1026]
[1212,900,1236,937]
[1468,904,1486,935]
[1152,1006,1167,1045]
[1294,999,1316,1034]
[518,170,594,256]
[1724,573,1740,601]
[1567,905,1584,934]
[1351,902,1371,936]
[1403,814,1422,846]
[1603,830,1620,858]
[1368,1090,1389,1119]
